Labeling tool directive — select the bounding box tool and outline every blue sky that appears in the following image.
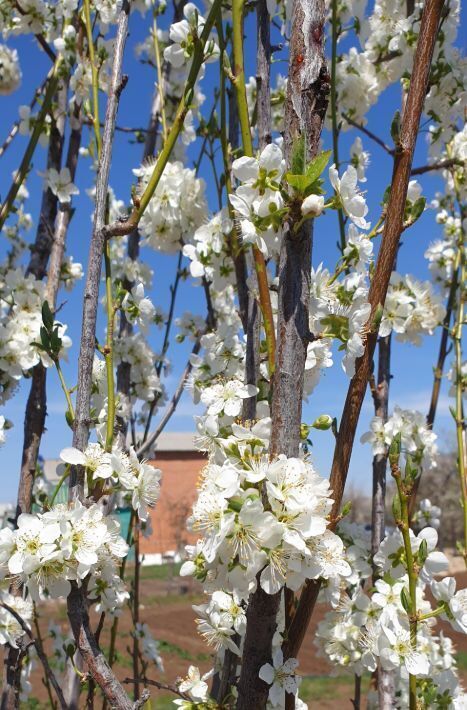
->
[0,6,462,503]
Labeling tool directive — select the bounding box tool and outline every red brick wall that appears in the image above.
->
[141,452,206,555]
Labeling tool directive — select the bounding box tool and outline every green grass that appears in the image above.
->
[158,638,210,662]
[142,673,372,708]
[125,563,183,582]
[456,651,467,669]
[300,674,371,702]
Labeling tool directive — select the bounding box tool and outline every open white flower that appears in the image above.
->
[8,514,60,576]
[378,615,430,676]
[44,167,79,203]
[178,665,211,701]
[200,379,258,417]
[163,3,219,68]
[329,164,370,230]
[60,443,113,480]
[259,649,300,707]
[113,448,161,521]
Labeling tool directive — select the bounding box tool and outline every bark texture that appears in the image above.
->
[70,0,130,495]
[284,0,446,661]
[236,0,329,707]
[66,3,135,707]
[371,336,396,709]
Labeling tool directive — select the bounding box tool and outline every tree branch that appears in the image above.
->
[236,0,329,706]
[70,0,130,495]
[1,603,66,710]
[135,337,201,459]
[284,0,446,661]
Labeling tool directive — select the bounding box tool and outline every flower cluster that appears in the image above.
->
[0,43,21,94]
[183,209,234,290]
[0,269,71,404]
[229,143,286,258]
[380,272,446,344]
[60,444,161,522]
[134,160,207,253]
[316,522,467,707]
[308,261,371,380]
[182,435,350,599]
[0,503,129,611]
[361,406,437,471]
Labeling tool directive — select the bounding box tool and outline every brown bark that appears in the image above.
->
[371,336,391,559]
[241,0,272,423]
[66,3,134,707]
[371,336,396,709]
[70,0,130,495]
[283,0,446,661]
[235,0,329,707]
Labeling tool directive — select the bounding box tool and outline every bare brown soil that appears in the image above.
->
[4,571,467,708]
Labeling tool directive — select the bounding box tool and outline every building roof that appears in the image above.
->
[42,433,200,484]
[152,432,198,452]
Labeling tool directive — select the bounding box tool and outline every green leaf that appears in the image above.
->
[400,586,412,614]
[65,409,74,428]
[340,500,352,518]
[410,197,426,222]
[290,135,306,175]
[41,300,54,331]
[305,150,332,184]
[40,326,50,350]
[285,150,331,195]
[284,172,314,193]
[418,538,428,565]
[390,110,401,145]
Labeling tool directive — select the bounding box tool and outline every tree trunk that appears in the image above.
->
[236,0,329,706]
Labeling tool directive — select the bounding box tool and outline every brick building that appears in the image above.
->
[143,432,206,564]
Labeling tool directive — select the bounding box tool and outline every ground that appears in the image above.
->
[7,566,467,708]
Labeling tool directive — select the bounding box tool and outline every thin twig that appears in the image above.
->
[122,677,187,700]
[342,112,395,155]
[411,157,463,175]
[66,3,134,707]
[1,603,67,710]
[136,337,201,458]
[0,76,48,158]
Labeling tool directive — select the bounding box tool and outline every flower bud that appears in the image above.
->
[311,414,333,430]
[301,194,325,217]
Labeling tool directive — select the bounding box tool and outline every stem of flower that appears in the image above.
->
[83,0,102,157]
[55,360,75,422]
[330,0,346,254]
[152,5,168,146]
[231,0,276,376]
[390,455,418,709]
[452,195,467,564]
[49,464,71,507]
[417,605,445,622]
